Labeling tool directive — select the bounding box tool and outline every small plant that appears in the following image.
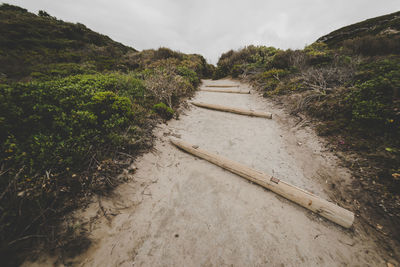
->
[153,102,174,120]
[304,42,333,66]
[145,66,195,107]
[38,10,51,17]
[214,46,279,79]
[176,66,200,86]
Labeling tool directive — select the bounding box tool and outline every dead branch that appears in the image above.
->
[0,166,25,201]
[97,196,112,224]
[8,235,46,246]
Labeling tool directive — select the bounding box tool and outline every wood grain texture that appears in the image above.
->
[205,85,239,88]
[200,88,250,94]
[170,139,355,228]
[191,102,272,119]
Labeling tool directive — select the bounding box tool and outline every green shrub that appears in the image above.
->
[153,47,183,61]
[0,76,139,174]
[30,63,97,80]
[348,57,400,135]
[304,42,333,66]
[153,102,174,120]
[255,68,290,93]
[266,77,304,96]
[342,35,400,56]
[0,73,150,257]
[176,65,200,86]
[260,68,290,79]
[215,46,279,78]
[213,66,229,79]
[231,64,243,78]
[145,66,195,107]
[270,50,295,69]
[38,10,51,17]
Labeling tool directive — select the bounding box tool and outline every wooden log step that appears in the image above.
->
[191,102,272,119]
[205,85,239,88]
[170,139,355,229]
[200,88,250,94]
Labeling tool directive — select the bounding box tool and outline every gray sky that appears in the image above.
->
[4,0,400,64]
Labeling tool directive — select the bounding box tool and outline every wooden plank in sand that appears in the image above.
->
[205,85,239,88]
[170,139,355,229]
[191,102,272,119]
[200,88,250,94]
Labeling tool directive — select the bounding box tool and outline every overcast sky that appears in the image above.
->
[4,0,400,64]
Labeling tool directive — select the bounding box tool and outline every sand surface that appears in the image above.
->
[25,79,388,266]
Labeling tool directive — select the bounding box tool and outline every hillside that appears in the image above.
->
[0,4,135,81]
[0,4,213,265]
[317,10,400,49]
[215,11,400,258]
[0,4,213,82]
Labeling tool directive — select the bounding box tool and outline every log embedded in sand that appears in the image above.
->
[170,139,355,229]
[191,102,272,119]
[200,88,250,94]
[205,85,239,88]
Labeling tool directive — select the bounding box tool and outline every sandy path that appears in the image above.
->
[27,79,387,266]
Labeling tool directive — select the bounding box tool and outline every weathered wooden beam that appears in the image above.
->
[205,85,239,88]
[191,102,272,119]
[200,88,250,94]
[170,139,355,229]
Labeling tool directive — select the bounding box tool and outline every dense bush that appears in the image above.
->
[121,48,213,80]
[38,10,50,17]
[303,43,334,66]
[214,45,278,79]
[215,43,399,142]
[153,47,183,61]
[176,65,200,87]
[153,102,174,120]
[0,48,206,252]
[348,57,400,136]
[342,35,400,56]
[145,65,195,107]
[254,68,289,93]
[270,50,297,69]
[0,74,141,260]
[30,62,97,80]
[0,66,201,263]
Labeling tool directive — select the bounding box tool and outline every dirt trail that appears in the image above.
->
[26,79,389,266]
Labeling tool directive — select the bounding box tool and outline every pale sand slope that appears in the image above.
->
[26,79,387,266]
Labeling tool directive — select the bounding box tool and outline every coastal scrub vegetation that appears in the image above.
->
[0,4,213,264]
[214,11,400,250]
